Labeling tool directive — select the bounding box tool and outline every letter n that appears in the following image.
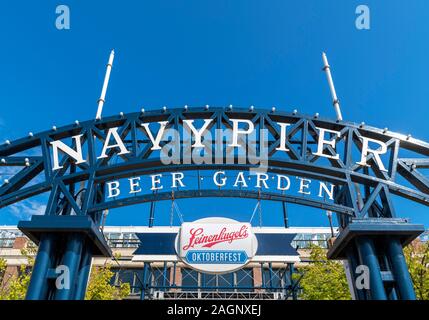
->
[50,134,86,170]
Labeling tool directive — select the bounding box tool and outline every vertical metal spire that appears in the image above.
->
[95,50,115,120]
[322,52,343,121]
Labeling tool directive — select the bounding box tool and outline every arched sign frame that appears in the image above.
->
[0,107,427,300]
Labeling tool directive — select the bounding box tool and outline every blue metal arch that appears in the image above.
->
[1,107,429,218]
[88,189,354,215]
[0,107,424,300]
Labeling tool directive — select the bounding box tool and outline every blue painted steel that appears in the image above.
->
[268,263,273,289]
[162,262,168,292]
[0,107,423,300]
[54,234,84,300]
[140,197,155,300]
[345,247,366,300]
[134,232,299,257]
[172,262,177,287]
[255,233,298,255]
[327,218,424,260]
[73,246,92,300]
[3,107,429,214]
[134,233,177,255]
[355,237,387,300]
[289,264,297,300]
[260,263,265,289]
[90,189,354,216]
[282,202,288,228]
[140,264,148,300]
[145,285,285,290]
[137,262,299,299]
[386,238,416,300]
[388,287,398,300]
[18,215,111,257]
[26,234,55,300]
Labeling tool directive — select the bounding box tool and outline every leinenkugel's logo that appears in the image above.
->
[175,217,258,273]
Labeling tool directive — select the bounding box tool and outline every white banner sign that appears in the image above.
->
[176,217,258,273]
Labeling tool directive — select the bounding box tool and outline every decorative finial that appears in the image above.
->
[322,52,343,121]
[95,50,115,120]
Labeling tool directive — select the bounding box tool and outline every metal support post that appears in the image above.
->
[386,238,416,300]
[54,234,84,299]
[25,234,56,300]
[74,245,93,300]
[355,237,387,300]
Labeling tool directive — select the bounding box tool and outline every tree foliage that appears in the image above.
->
[0,247,129,300]
[85,262,130,300]
[298,245,351,300]
[0,258,6,283]
[404,239,429,300]
[4,264,32,300]
[0,248,34,300]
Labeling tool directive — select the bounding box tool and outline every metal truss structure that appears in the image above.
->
[136,261,297,300]
[153,291,285,300]
[0,107,427,300]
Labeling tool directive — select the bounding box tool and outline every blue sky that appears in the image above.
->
[1,1,429,228]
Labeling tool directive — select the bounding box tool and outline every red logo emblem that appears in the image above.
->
[182,225,249,251]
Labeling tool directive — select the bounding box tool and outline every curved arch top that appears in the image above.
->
[1,107,429,218]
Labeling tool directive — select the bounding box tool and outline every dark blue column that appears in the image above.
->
[386,238,416,300]
[289,264,297,300]
[140,263,149,300]
[73,245,93,300]
[345,247,366,300]
[161,262,167,292]
[54,234,84,300]
[26,234,55,300]
[355,237,387,300]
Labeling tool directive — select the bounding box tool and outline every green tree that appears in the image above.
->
[0,248,34,300]
[0,258,6,283]
[0,247,130,300]
[298,245,351,300]
[85,262,130,300]
[404,239,429,300]
[5,264,31,300]
[0,257,8,299]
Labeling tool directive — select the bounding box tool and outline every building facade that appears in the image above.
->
[0,226,336,300]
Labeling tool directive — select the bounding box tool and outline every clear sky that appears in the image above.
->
[0,1,429,228]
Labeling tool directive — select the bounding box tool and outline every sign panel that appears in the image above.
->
[176,217,258,273]
[132,225,300,265]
